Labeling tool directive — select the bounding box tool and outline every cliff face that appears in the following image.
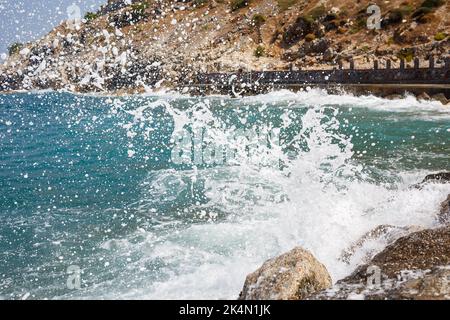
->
[0,0,449,93]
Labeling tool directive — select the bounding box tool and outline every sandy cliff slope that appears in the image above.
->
[0,0,448,93]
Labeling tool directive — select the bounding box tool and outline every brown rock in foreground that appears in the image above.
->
[309,226,450,300]
[339,224,424,265]
[344,226,450,281]
[239,247,332,300]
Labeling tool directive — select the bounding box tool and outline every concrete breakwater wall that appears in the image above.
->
[183,57,450,98]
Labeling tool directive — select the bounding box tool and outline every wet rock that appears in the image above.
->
[345,226,450,280]
[431,93,448,105]
[339,225,423,265]
[309,226,450,300]
[421,172,450,184]
[439,194,450,224]
[417,92,431,100]
[311,266,450,300]
[414,172,450,189]
[385,94,403,100]
[239,247,332,300]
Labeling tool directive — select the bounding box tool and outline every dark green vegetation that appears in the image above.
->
[230,0,250,11]
[8,42,23,56]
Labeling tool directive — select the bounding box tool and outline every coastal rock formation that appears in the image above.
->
[439,194,450,224]
[241,185,450,300]
[0,0,448,93]
[339,224,424,265]
[422,172,450,184]
[413,172,450,189]
[345,226,450,279]
[432,93,449,105]
[309,226,450,300]
[311,266,450,300]
[239,247,332,300]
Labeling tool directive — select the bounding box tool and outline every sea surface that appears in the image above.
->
[0,90,449,299]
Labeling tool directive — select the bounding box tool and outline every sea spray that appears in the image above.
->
[0,90,449,299]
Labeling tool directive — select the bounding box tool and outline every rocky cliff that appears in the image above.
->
[0,0,449,93]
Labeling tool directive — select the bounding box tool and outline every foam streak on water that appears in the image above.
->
[0,90,449,300]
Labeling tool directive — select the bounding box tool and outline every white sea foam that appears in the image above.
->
[241,89,450,118]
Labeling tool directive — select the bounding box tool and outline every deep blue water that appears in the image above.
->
[0,91,449,299]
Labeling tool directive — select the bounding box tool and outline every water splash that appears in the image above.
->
[1,90,449,299]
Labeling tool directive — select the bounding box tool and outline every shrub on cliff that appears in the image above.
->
[412,6,433,18]
[397,48,415,62]
[254,45,265,58]
[349,11,367,34]
[305,33,316,42]
[412,0,444,21]
[399,4,414,15]
[131,1,149,13]
[420,0,444,8]
[434,32,447,41]
[8,42,23,56]
[281,16,315,47]
[230,0,249,11]
[110,3,149,28]
[251,14,266,27]
[193,0,208,7]
[308,5,326,21]
[84,12,100,21]
[277,0,298,12]
[388,9,404,24]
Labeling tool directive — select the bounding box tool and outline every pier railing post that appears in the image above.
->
[429,56,434,69]
[400,59,405,70]
[386,59,391,69]
[350,59,355,70]
[373,60,378,70]
[414,58,419,69]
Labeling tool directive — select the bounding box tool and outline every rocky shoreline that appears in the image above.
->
[1,85,449,106]
[239,172,450,300]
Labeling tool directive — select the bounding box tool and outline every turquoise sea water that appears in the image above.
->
[0,90,449,299]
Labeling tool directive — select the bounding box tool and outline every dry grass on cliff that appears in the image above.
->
[1,0,448,92]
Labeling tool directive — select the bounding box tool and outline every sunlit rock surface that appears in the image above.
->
[239,247,332,300]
